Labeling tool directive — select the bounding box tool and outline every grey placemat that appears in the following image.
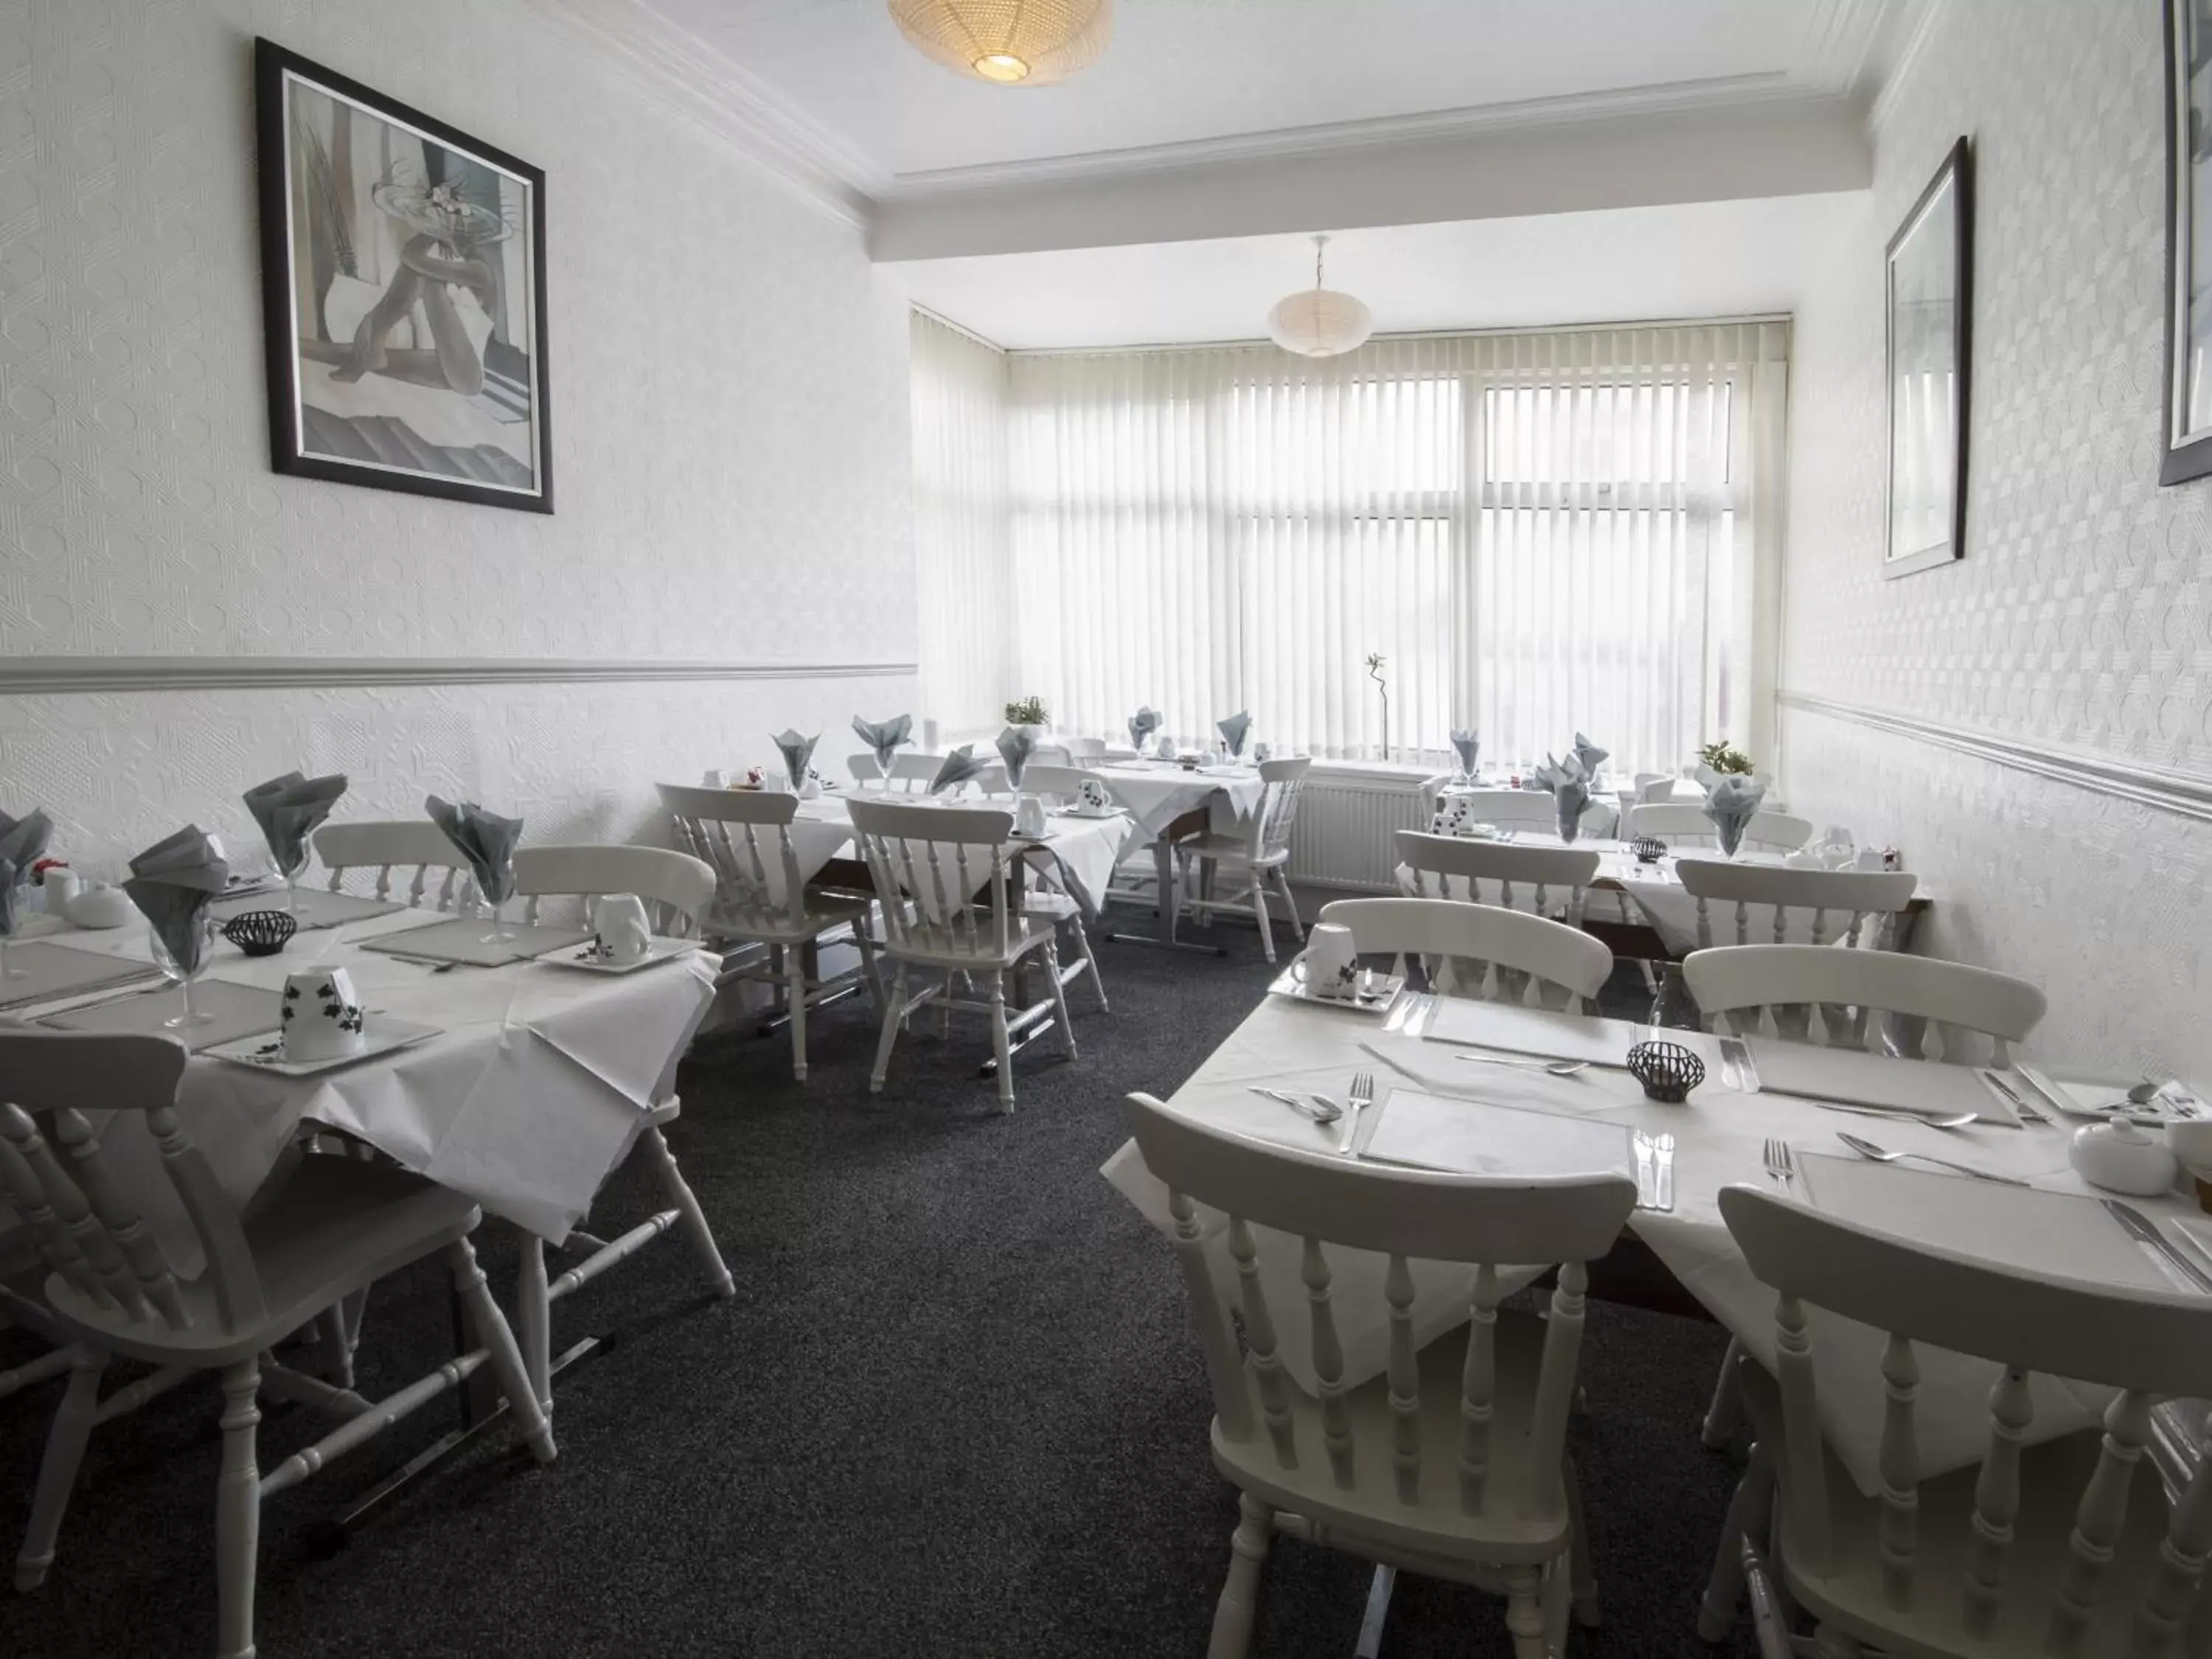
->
[357,917,594,968]
[210,888,406,931]
[0,942,166,1013]
[41,976,281,1051]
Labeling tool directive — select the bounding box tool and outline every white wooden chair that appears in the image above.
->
[1124,1091,1638,1659]
[1394,831,1601,926]
[1318,897,1613,1012]
[883,752,942,793]
[1444,787,1610,838]
[506,841,734,1415]
[1063,736,1108,764]
[1700,1181,2212,1659]
[1674,860,1917,953]
[846,797,1074,1113]
[1019,762,1089,804]
[847,753,886,786]
[1030,741,1075,768]
[313,820,470,910]
[0,1032,553,1655]
[1623,801,1814,854]
[1682,943,2045,1066]
[658,782,880,1083]
[1176,757,1311,964]
[994,763,1112,1011]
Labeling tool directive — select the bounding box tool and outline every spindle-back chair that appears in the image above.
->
[313,821,470,911]
[1176,757,1312,964]
[1623,801,1814,854]
[1319,897,1613,1012]
[1124,1091,1637,1658]
[1443,787,1609,837]
[1394,832,1601,927]
[1674,860,1916,953]
[1683,944,2045,1067]
[514,844,714,936]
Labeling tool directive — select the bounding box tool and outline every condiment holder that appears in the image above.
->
[2068,1118,2180,1197]
[221,910,297,957]
[63,885,136,929]
[1629,835,1669,865]
[1627,1040,1704,1103]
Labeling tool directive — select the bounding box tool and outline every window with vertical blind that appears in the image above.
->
[915,316,1787,776]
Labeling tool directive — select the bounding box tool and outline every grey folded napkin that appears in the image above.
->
[124,824,229,975]
[773,729,819,793]
[996,726,1037,790]
[242,771,348,877]
[1127,706,1161,749]
[1450,729,1480,777]
[0,807,54,940]
[1703,773,1770,856]
[852,714,913,776]
[425,795,523,907]
[1217,711,1252,758]
[1531,754,1593,844]
[930,745,994,796]
[1571,731,1609,785]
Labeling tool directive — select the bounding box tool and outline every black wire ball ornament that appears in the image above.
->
[1627,1040,1705,1103]
[220,910,297,958]
[1630,835,1669,864]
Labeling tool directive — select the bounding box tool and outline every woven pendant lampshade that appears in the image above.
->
[888,0,1113,86]
[1267,235,1374,358]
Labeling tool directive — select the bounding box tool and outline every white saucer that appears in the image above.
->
[206,1016,439,1076]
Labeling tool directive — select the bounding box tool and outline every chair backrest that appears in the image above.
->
[1623,801,1813,852]
[845,797,1020,965]
[1683,943,2046,1065]
[885,751,942,793]
[1674,858,1917,951]
[1021,763,1091,803]
[1718,1183,2212,1643]
[513,844,716,936]
[847,753,883,785]
[1444,788,1568,832]
[1062,736,1107,763]
[1318,896,1613,1011]
[1394,831,1600,924]
[1030,742,1074,769]
[656,782,810,934]
[1248,756,1311,860]
[1126,1091,1635,1522]
[0,1032,257,1337]
[314,821,470,911]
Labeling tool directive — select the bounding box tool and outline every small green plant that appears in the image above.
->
[1697,740,1754,775]
[1004,696,1048,726]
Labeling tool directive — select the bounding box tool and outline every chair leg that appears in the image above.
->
[1697,1440,1776,1641]
[316,1307,355,1390]
[1208,1492,1273,1659]
[1703,1338,1745,1447]
[1503,1562,1545,1659]
[1565,1455,1601,1627]
[642,1121,734,1298]
[786,949,810,1082]
[1068,917,1109,1012]
[518,1234,553,1416]
[1249,872,1276,964]
[444,1238,557,1466]
[990,976,1014,1113]
[871,965,906,1093]
[1273,869,1305,942]
[1044,939,1077,1061]
[14,1345,105,1592]
[214,1357,261,1659]
[854,923,885,1018]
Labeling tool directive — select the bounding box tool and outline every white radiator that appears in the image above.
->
[1285,765,1441,891]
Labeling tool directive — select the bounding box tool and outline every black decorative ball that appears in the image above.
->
[1626,1040,1705,1103]
[221,910,296,957]
[1629,835,1669,864]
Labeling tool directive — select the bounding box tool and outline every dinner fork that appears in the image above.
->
[1762,1138,1795,1186]
[1338,1070,1375,1154]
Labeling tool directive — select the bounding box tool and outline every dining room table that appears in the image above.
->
[1100,985,2211,1501]
[1078,759,1268,952]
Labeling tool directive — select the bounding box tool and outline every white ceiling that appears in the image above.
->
[631,0,1909,188]
[880,193,1868,349]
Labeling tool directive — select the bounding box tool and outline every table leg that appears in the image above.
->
[1106,826,1225,956]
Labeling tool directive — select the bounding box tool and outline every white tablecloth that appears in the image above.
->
[1083,762,1267,841]
[8,910,717,1262]
[1102,994,2197,1497]
[796,794,1135,920]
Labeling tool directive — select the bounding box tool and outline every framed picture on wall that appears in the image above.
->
[1882,136,1972,577]
[2163,0,2212,485]
[254,39,553,513]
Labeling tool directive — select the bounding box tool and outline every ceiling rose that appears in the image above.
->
[1267,235,1374,359]
[888,1,1113,86]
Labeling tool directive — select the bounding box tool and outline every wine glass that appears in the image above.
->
[279,846,311,917]
[473,869,519,944]
[150,914,217,1028]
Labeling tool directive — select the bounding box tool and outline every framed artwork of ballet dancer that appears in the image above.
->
[255,39,553,512]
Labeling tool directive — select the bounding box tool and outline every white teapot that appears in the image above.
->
[590,893,652,964]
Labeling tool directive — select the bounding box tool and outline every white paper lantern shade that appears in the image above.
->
[888,0,1113,86]
[1267,236,1374,359]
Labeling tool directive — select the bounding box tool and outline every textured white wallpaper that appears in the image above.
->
[0,0,917,860]
[1779,0,2212,1074]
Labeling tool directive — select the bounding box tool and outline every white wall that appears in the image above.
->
[1778,0,2212,1073]
[0,0,917,865]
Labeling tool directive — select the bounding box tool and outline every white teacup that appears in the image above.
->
[1854,846,1887,872]
[1291,922,1361,1001]
[1014,795,1048,838]
[1077,778,1112,814]
[1155,735,1177,759]
[281,967,366,1061]
[701,769,730,789]
[591,894,651,963]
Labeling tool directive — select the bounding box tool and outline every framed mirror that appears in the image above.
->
[1883,136,1972,577]
[2162,0,2212,485]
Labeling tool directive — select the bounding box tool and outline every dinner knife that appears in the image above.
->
[1978,1068,2048,1125]
[2104,1200,2212,1295]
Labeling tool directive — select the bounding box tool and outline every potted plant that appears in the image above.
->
[1695,740,1754,776]
[1004,695,1048,729]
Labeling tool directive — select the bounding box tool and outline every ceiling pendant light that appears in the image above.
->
[1267,234,1374,359]
[888,0,1113,87]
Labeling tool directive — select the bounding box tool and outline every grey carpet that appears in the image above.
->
[0,924,1759,1658]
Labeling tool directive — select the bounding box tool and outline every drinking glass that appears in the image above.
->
[474,873,519,944]
[279,847,311,917]
[150,914,216,1028]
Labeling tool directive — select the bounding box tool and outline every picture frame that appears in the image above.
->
[1882,136,1972,578]
[254,38,553,513]
[2163,0,2212,486]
